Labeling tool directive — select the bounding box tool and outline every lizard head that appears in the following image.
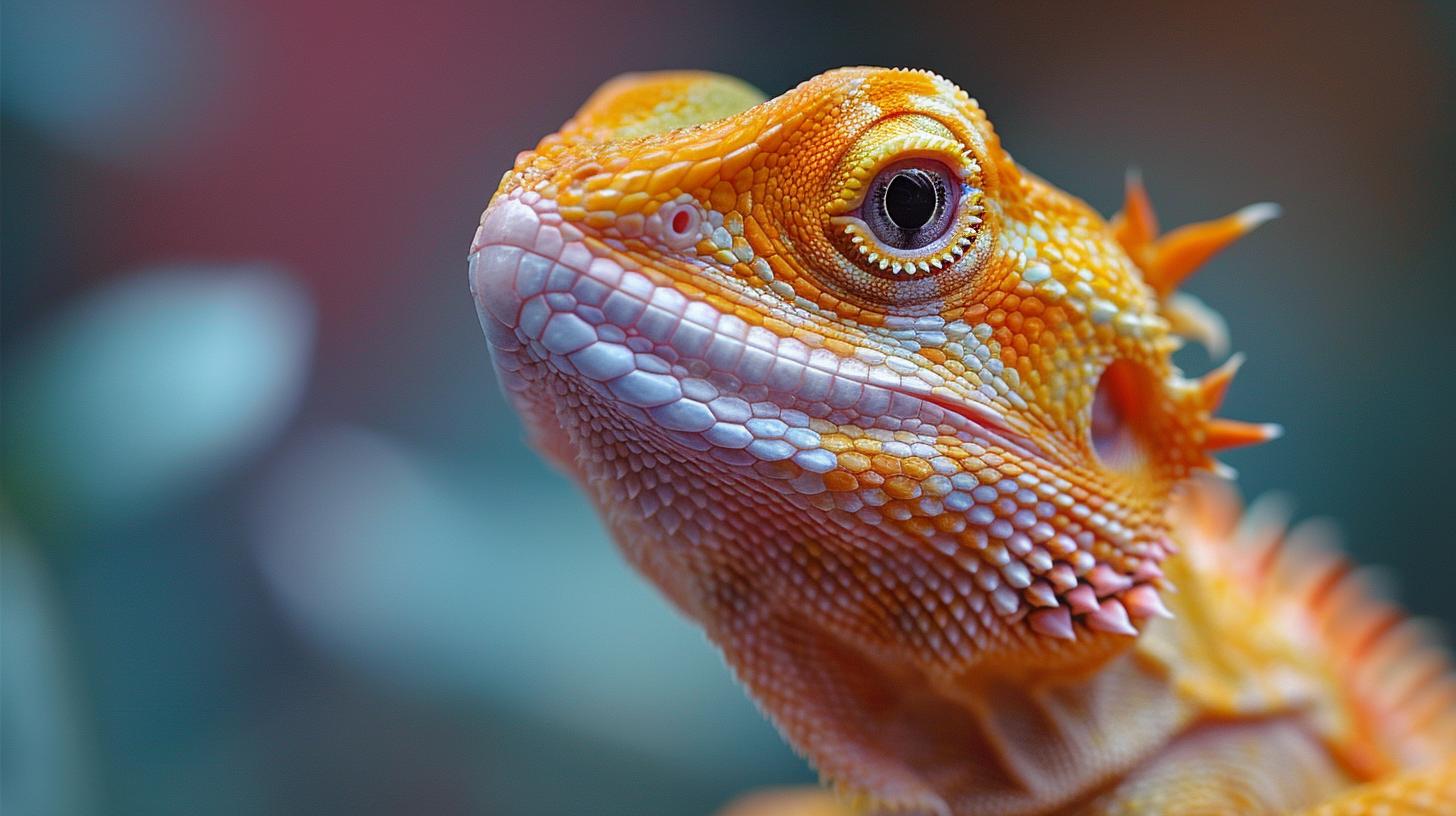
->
[471,67,1279,809]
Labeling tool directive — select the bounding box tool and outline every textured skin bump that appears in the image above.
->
[469,69,1456,815]
[1294,758,1456,815]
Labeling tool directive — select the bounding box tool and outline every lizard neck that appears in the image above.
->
[544,366,1201,814]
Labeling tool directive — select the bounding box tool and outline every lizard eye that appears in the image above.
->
[863,160,959,250]
[833,156,982,280]
[819,114,989,292]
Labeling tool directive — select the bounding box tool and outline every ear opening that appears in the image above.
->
[1090,359,1158,475]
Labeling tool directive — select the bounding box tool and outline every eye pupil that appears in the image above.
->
[856,159,962,259]
[882,169,938,230]
[852,158,967,271]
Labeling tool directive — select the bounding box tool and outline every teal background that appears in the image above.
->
[3,2,1454,814]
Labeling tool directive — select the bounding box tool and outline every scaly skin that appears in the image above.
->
[468,68,1456,814]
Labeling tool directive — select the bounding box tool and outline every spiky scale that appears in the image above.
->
[1204,418,1285,452]
[1124,585,1174,620]
[1031,607,1076,641]
[1086,599,1138,636]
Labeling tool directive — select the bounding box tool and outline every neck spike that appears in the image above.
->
[1111,168,1159,254]
[1203,417,1284,452]
[1198,352,1247,413]
[1146,201,1282,296]
[1111,172,1281,297]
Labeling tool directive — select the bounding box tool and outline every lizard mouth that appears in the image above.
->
[906,388,1047,460]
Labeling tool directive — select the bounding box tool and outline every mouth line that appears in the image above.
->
[896,386,1048,460]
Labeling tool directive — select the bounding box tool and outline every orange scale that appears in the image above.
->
[838,452,871,472]
[933,515,964,534]
[762,316,794,338]
[765,253,797,279]
[709,182,736,211]
[870,454,902,475]
[1041,305,1070,328]
[790,327,820,346]
[902,458,934,480]
[904,517,936,538]
[743,219,774,255]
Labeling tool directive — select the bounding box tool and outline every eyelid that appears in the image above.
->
[825,132,978,216]
[830,214,977,275]
[828,160,984,276]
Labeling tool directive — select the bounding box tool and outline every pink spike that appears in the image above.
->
[1087,564,1135,597]
[1048,563,1078,592]
[1133,560,1164,582]
[1030,607,1076,640]
[1124,585,1174,620]
[1067,584,1100,615]
[1086,599,1138,636]
[1026,580,1058,608]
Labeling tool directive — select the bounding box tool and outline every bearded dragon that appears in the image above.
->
[468,68,1456,815]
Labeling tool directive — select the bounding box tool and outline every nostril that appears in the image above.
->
[671,209,692,235]
[1090,359,1152,472]
[653,200,702,249]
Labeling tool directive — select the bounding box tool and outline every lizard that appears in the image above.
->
[467,67,1456,814]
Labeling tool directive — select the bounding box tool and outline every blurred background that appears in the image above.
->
[3,2,1454,814]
